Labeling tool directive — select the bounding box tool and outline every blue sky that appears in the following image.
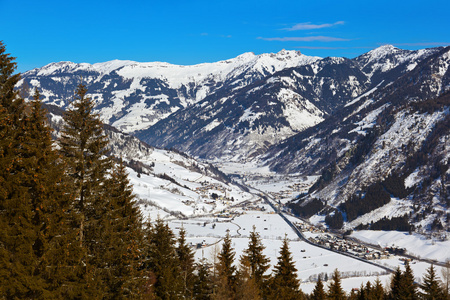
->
[2,0,449,73]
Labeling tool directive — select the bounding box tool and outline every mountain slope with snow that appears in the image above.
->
[19,50,319,133]
[31,45,450,234]
[43,103,256,220]
[18,45,443,163]
[271,46,450,232]
[137,46,442,161]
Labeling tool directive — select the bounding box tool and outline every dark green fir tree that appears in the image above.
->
[240,225,270,297]
[194,257,213,300]
[311,277,326,300]
[401,261,418,300]
[372,277,385,300]
[102,159,144,299]
[143,218,182,299]
[59,82,112,297]
[176,226,197,299]
[327,269,346,300]
[0,40,32,298]
[421,264,444,300]
[214,231,237,299]
[0,44,79,299]
[20,89,81,299]
[269,235,302,300]
[236,255,261,300]
[390,267,404,300]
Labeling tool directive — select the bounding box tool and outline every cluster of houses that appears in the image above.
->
[215,210,241,219]
[308,234,392,260]
[294,222,325,233]
[195,182,233,203]
[240,204,266,212]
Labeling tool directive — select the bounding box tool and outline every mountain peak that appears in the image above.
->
[278,48,302,55]
[92,59,137,74]
[377,44,397,50]
[365,44,402,59]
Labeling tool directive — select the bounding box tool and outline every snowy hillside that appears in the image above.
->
[136,45,442,161]
[18,50,319,134]
[18,45,442,163]
[43,104,256,220]
[25,45,450,235]
[271,46,450,233]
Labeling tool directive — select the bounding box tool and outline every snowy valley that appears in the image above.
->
[21,44,450,291]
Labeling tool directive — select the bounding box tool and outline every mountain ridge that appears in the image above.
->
[20,45,450,233]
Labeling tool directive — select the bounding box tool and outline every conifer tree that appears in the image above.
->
[102,159,144,299]
[390,263,418,300]
[0,40,33,298]
[401,261,418,300]
[236,255,261,300]
[21,89,81,299]
[390,267,404,300]
[0,46,78,298]
[327,269,346,300]
[372,277,385,300]
[269,235,302,300]
[143,218,182,299]
[59,82,112,297]
[214,231,237,299]
[421,265,444,300]
[177,227,197,299]
[194,258,213,300]
[0,43,74,298]
[0,41,21,113]
[356,283,366,300]
[311,277,326,300]
[241,226,270,297]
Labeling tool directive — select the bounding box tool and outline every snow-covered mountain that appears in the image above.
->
[18,45,443,163]
[43,103,255,220]
[267,46,450,232]
[136,46,442,160]
[19,50,319,133]
[29,45,450,233]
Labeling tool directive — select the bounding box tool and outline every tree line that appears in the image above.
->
[1,41,450,299]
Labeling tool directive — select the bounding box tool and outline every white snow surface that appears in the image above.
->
[359,45,435,78]
[23,50,321,134]
[106,131,449,293]
[348,103,390,136]
[352,230,450,261]
[119,147,258,220]
[338,108,449,203]
[278,88,324,130]
[27,50,320,90]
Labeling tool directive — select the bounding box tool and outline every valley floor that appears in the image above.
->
[126,155,449,293]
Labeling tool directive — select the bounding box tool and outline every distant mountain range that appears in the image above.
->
[17,45,450,232]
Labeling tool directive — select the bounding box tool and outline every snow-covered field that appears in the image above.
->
[352,230,450,262]
[167,206,392,294]
[124,148,258,220]
[124,148,449,294]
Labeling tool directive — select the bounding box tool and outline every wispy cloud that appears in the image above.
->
[258,36,350,42]
[283,21,344,31]
[200,33,232,38]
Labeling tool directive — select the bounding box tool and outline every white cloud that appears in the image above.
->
[283,21,345,31]
[258,36,350,42]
